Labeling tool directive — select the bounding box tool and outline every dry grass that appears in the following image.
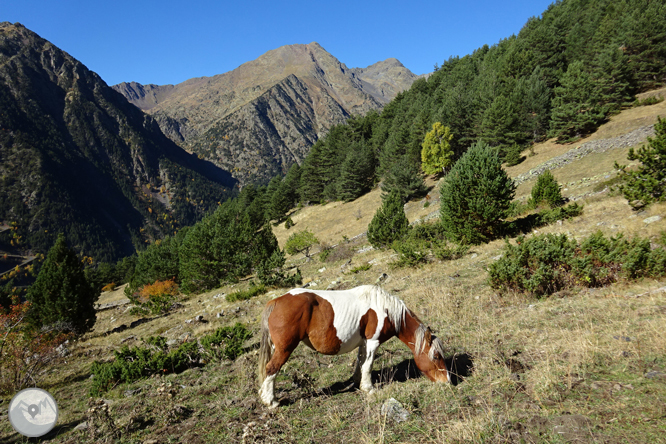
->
[3,97,666,443]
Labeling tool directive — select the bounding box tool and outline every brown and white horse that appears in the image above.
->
[258,285,449,408]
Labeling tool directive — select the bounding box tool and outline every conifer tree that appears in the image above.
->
[26,234,99,333]
[617,117,666,209]
[591,44,633,113]
[421,122,453,175]
[480,95,524,154]
[440,141,516,244]
[529,170,564,208]
[367,191,410,249]
[549,61,605,142]
[381,156,427,204]
[337,140,376,202]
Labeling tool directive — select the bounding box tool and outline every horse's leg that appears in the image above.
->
[259,342,299,408]
[359,339,380,393]
[353,340,367,386]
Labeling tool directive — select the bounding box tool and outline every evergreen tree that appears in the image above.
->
[617,117,666,209]
[512,67,552,143]
[367,191,410,249]
[591,44,633,113]
[421,122,454,175]
[26,234,99,333]
[125,232,184,296]
[529,170,564,208]
[549,61,606,142]
[480,95,524,154]
[381,155,428,204]
[337,140,376,202]
[440,141,516,244]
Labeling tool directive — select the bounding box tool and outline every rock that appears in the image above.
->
[212,293,225,299]
[143,440,159,444]
[613,335,632,342]
[380,398,410,423]
[645,371,666,380]
[216,311,224,318]
[551,415,591,441]
[120,335,137,344]
[492,255,503,261]
[376,273,388,284]
[194,315,204,322]
[124,388,142,397]
[73,421,88,431]
[643,215,662,224]
[56,341,70,357]
[166,339,178,347]
[179,332,192,342]
[470,253,478,259]
[318,267,327,273]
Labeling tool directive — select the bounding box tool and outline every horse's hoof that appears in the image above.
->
[268,401,280,409]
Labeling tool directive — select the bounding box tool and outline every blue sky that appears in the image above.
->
[4,0,555,86]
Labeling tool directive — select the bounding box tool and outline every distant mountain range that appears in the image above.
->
[113,43,418,185]
[0,22,237,261]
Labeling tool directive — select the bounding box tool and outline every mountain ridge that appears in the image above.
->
[113,42,418,184]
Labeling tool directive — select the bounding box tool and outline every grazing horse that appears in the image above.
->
[258,285,449,408]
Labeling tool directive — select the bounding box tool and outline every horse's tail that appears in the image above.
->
[257,300,276,384]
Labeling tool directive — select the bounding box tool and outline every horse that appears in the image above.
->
[257,285,449,408]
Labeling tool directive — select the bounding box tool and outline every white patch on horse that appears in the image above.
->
[288,285,406,355]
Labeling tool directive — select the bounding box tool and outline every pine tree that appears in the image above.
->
[617,117,666,209]
[512,66,552,143]
[480,95,524,154]
[440,141,516,244]
[337,140,376,202]
[367,191,410,249]
[421,122,454,175]
[26,234,99,333]
[591,44,633,113]
[529,170,564,208]
[381,156,427,204]
[549,61,606,142]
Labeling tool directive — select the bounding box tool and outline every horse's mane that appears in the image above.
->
[358,285,407,334]
[414,324,446,361]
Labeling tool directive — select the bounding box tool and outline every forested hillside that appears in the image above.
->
[260,0,666,214]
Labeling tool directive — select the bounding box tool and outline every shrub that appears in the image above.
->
[504,143,526,167]
[0,297,71,394]
[529,170,564,208]
[440,141,516,244]
[226,283,267,302]
[284,217,295,229]
[200,323,252,361]
[489,231,666,296]
[633,96,664,107]
[90,341,201,395]
[349,264,372,274]
[367,191,410,249]
[132,279,180,315]
[101,282,116,292]
[285,229,319,258]
[390,221,467,268]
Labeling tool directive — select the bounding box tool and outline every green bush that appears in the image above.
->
[529,170,564,208]
[389,221,467,268]
[256,249,302,288]
[90,324,254,395]
[200,323,252,361]
[349,264,372,274]
[504,143,526,167]
[489,231,666,296]
[90,341,200,395]
[284,217,295,229]
[633,96,664,107]
[285,229,319,257]
[226,283,267,302]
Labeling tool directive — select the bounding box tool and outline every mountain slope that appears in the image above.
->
[113,43,418,184]
[0,22,237,261]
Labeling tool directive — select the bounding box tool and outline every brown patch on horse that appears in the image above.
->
[268,292,342,362]
[360,309,397,342]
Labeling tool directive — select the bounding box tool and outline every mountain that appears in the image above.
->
[0,22,237,262]
[113,43,418,184]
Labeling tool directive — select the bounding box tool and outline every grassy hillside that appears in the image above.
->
[2,98,665,443]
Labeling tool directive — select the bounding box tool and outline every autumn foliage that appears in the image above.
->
[133,279,180,315]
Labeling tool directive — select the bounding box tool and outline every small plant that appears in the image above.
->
[504,143,525,166]
[200,323,252,361]
[101,282,116,292]
[633,96,664,107]
[349,264,372,274]
[284,217,295,229]
[226,283,267,302]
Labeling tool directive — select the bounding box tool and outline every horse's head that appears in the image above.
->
[413,326,450,383]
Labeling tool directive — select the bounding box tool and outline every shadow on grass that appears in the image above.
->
[3,419,80,443]
[280,353,475,406]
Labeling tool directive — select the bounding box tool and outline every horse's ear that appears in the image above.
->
[425,327,433,341]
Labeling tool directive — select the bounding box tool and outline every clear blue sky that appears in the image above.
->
[3,0,555,86]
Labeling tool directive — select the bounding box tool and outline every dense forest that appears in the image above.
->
[252,0,666,218]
